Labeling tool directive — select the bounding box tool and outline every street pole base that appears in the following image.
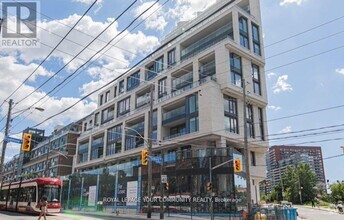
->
[160,213,164,219]
[147,211,151,218]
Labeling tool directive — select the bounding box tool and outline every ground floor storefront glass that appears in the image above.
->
[61,147,248,216]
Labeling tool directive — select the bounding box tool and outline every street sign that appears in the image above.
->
[4,136,22,144]
[149,156,162,164]
[161,175,167,183]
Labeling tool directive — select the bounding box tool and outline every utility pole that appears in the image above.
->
[209,157,214,220]
[159,152,164,219]
[242,80,252,218]
[45,136,51,177]
[147,83,154,218]
[276,162,284,200]
[0,99,13,183]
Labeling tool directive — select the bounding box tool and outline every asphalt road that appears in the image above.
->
[296,206,344,220]
[0,211,128,220]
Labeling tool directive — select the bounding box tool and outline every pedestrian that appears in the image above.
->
[311,199,315,208]
[38,196,48,220]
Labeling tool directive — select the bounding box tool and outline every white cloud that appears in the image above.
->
[168,0,217,22]
[134,1,167,31]
[280,0,305,6]
[272,75,293,94]
[267,72,276,79]
[2,15,160,73]
[268,105,282,111]
[335,68,344,75]
[72,0,103,4]
[0,56,97,127]
[279,126,292,133]
[1,14,160,104]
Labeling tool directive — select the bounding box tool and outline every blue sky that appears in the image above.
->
[0,0,343,183]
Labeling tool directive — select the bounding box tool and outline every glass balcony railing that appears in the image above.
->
[181,24,233,61]
[199,60,216,78]
[156,75,216,104]
[172,72,193,90]
[163,106,186,122]
[127,122,145,134]
[136,93,151,107]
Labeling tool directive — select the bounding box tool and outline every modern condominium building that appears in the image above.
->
[70,0,268,215]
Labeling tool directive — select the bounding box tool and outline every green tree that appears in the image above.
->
[330,182,344,202]
[282,163,317,204]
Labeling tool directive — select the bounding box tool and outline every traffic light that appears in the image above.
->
[233,158,242,172]
[164,182,169,191]
[21,133,32,152]
[206,182,212,192]
[141,149,149,165]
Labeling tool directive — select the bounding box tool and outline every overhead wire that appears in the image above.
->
[0,0,99,109]
[6,0,344,142]
[15,0,139,105]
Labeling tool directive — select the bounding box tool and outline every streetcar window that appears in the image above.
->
[19,186,36,202]
[0,189,8,201]
[38,185,60,202]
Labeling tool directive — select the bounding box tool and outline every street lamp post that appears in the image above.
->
[0,102,44,183]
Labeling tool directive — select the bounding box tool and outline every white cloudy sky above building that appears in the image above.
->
[0,0,343,181]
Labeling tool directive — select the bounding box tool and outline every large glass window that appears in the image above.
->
[114,86,117,98]
[146,56,164,80]
[252,64,261,95]
[252,23,261,55]
[78,142,88,163]
[224,95,238,134]
[239,16,249,49]
[258,107,265,141]
[168,48,176,67]
[155,56,164,73]
[38,185,60,203]
[107,124,122,155]
[188,94,198,114]
[91,136,104,160]
[105,91,110,103]
[127,71,140,91]
[246,104,254,138]
[94,112,100,126]
[99,94,103,106]
[158,77,167,98]
[117,97,130,116]
[230,53,242,87]
[101,105,114,124]
[119,80,125,94]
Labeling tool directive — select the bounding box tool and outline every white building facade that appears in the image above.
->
[69,0,268,215]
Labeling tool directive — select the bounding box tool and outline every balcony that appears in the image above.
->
[127,122,145,135]
[136,92,150,108]
[163,106,186,125]
[156,75,216,104]
[164,130,187,140]
[181,23,233,61]
[172,72,193,91]
[199,60,215,79]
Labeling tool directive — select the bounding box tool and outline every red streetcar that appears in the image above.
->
[0,178,61,214]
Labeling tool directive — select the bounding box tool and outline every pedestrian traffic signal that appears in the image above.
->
[164,182,169,191]
[141,149,149,165]
[21,133,32,152]
[233,158,242,172]
[206,182,212,192]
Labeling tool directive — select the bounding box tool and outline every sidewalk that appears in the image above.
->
[61,210,211,220]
